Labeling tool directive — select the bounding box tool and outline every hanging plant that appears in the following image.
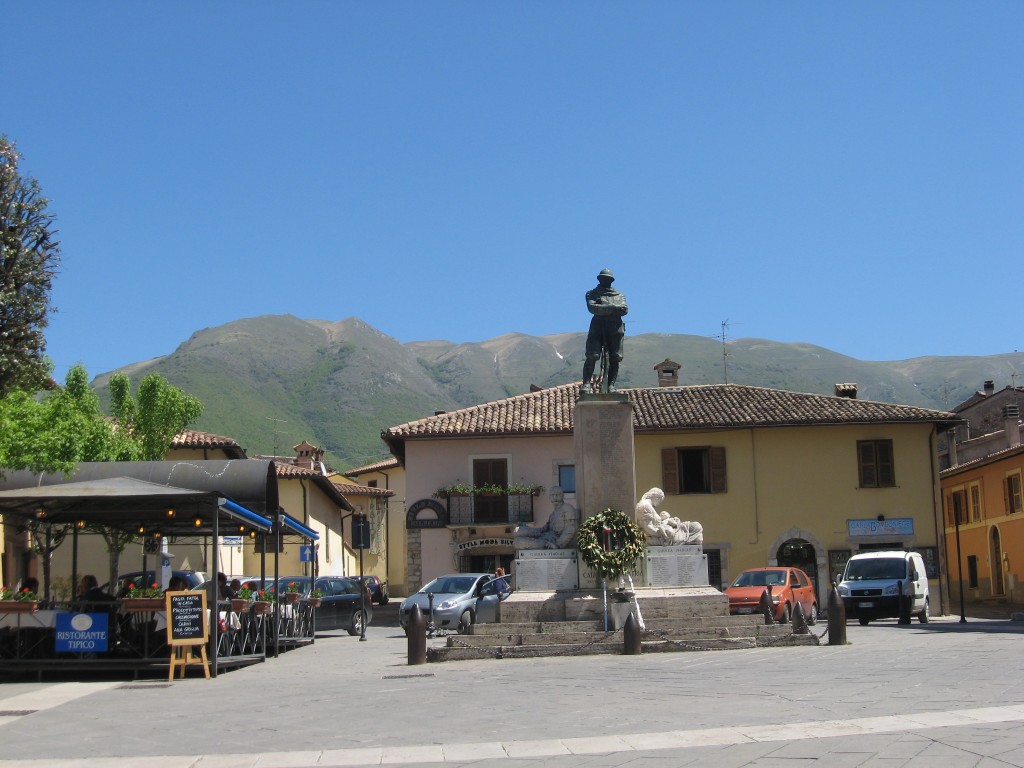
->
[576,508,646,580]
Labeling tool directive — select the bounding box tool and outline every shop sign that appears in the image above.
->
[55,613,109,653]
[406,499,449,529]
[456,537,514,552]
[848,518,914,537]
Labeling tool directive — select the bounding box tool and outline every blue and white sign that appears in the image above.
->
[848,518,914,537]
[55,613,109,653]
[222,536,243,546]
[300,544,313,563]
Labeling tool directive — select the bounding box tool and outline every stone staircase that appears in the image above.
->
[426,587,820,662]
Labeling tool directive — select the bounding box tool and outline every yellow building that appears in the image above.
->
[341,457,408,596]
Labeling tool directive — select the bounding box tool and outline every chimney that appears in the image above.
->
[834,383,858,399]
[653,359,681,387]
[1004,405,1021,448]
[984,380,995,396]
[293,440,317,470]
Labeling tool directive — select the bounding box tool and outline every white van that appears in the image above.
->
[837,550,930,625]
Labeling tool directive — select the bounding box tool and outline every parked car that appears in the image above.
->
[837,550,930,625]
[350,575,388,605]
[268,576,372,635]
[725,567,817,624]
[110,570,208,595]
[399,573,510,634]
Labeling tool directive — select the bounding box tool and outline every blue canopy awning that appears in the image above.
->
[280,512,319,541]
[219,497,274,532]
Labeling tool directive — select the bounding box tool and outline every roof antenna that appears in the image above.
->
[717,319,734,384]
[267,417,288,458]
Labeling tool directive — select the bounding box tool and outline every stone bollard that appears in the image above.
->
[759,587,775,625]
[828,583,847,645]
[623,612,642,655]
[897,580,911,624]
[407,604,427,665]
[791,601,809,634]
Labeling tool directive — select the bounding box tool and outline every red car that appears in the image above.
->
[725,567,818,624]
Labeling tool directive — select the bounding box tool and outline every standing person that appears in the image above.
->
[582,268,628,392]
[492,568,510,596]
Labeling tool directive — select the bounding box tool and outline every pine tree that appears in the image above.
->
[0,136,61,395]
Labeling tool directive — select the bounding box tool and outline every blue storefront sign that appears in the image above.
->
[847,518,914,537]
[55,613,109,653]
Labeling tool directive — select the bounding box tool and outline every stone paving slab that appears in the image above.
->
[0,615,1023,766]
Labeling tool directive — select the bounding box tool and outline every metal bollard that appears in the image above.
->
[759,587,775,625]
[828,583,847,645]
[623,612,642,655]
[897,580,911,624]
[407,604,427,665]
[791,601,809,634]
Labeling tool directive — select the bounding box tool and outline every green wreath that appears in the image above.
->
[576,508,646,580]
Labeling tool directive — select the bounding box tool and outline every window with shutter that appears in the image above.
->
[1007,473,1023,515]
[662,447,727,494]
[661,448,679,494]
[857,440,896,488]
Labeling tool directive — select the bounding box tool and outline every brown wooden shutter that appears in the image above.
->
[661,448,679,494]
[858,442,876,487]
[710,446,727,493]
[876,440,895,486]
[1006,476,1012,514]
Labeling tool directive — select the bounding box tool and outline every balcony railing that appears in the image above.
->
[446,493,535,526]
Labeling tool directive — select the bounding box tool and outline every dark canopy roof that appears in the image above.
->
[0,460,279,536]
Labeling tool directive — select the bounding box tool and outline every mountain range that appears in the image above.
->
[92,315,1024,471]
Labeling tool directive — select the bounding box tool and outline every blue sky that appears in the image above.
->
[5,3,1022,383]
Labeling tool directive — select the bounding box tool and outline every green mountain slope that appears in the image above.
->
[92,314,1023,470]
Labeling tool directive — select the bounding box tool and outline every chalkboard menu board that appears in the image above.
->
[165,590,208,646]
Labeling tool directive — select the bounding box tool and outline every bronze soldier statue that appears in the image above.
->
[582,268,628,391]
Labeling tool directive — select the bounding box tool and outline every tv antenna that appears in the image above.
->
[266,418,289,458]
[714,319,739,384]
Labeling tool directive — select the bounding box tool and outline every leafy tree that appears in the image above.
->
[108,372,203,460]
[0,365,120,476]
[0,366,203,592]
[0,136,61,396]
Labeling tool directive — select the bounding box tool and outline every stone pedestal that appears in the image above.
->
[573,395,635,520]
[644,545,709,587]
[514,549,579,592]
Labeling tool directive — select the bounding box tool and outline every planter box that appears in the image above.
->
[122,598,164,613]
[251,600,272,615]
[0,600,38,614]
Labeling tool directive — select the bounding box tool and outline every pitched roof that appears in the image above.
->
[382,383,960,455]
[273,462,355,511]
[345,457,401,476]
[940,443,1024,478]
[332,481,394,498]
[171,430,247,458]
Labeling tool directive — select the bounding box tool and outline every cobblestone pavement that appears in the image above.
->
[1,606,1023,767]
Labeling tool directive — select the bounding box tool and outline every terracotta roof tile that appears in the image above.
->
[383,383,959,445]
[332,481,394,498]
[345,458,400,475]
[171,430,246,457]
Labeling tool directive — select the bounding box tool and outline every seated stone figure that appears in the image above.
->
[636,487,703,545]
[514,486,579,550]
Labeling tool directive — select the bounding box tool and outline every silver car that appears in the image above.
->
[399,573,510,634]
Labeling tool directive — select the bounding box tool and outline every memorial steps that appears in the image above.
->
[426,591,818,662]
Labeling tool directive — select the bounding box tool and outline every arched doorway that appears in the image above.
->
[990,527,1005,596]
[777,538,819,595]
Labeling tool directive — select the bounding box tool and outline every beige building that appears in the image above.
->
[384,378,958,612]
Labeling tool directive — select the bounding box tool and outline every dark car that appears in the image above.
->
[268,576,372,636]
[350,575,389,605]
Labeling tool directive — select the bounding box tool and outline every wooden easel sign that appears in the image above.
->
[165,590,210,680]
